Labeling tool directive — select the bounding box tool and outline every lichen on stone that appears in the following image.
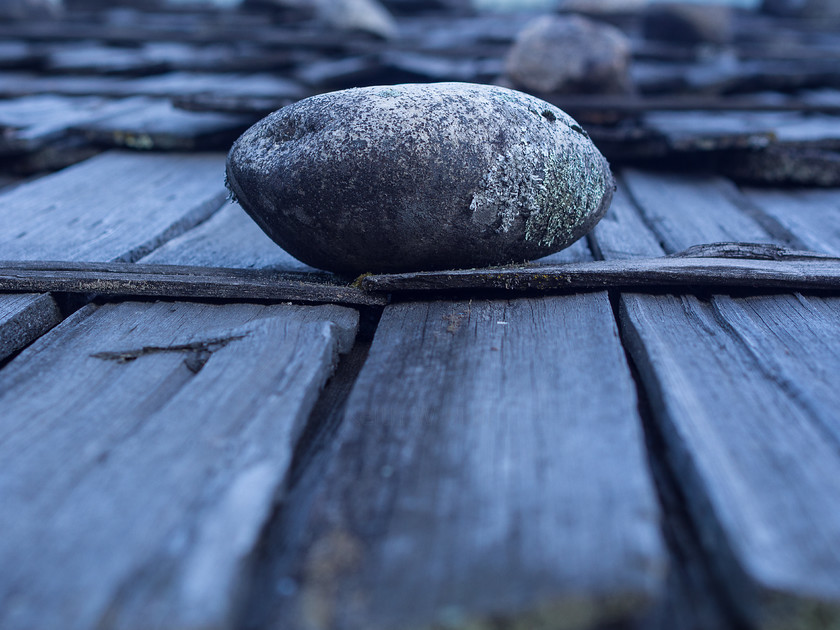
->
[469,134,610,249]
[527,148,610,247]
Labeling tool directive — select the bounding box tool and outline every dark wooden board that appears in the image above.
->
[592,170,840,629]
[645,111,840,151]
[125,71,305,100]
[0,18,356,49]
[360,254,840,294]
[0,95,150,154]
[0,299,358,630]
[632,57,840,96]
[717,146,840,187]
[0,40,43,69]
[549,94,840,126]
[44,42,171,75]
[0,71,305,102]
[74,97,255,150]
[0,261,387,307]
[263,296,666,630]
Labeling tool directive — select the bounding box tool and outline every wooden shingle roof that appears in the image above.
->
[2,3,840,630]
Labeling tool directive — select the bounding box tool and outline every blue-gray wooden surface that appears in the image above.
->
[1,151,840,630]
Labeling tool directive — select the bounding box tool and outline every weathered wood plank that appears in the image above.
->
[619,292,840,629]
[550,94,840,117]
[263,296,666,630]
[0,150,227,262]
[742,187,840,256]
[717,146,840,187]
[74,98,255,151]
[588,184,665,260]
[532,233,594,264]
[360,254,840,294]
[0,150,229,359]
[0,299,359,630]
[591,170,840,629]
[0,261,388,307]
[0,293,60,362]
[6,249,840,303]
[644,111,840,151]
[140,202,318,272]
[0,95,149,154]
[45,42,171,75]
[0,70,305,101]
[621,169,774,249]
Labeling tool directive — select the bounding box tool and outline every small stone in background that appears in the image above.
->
[505,15,631,95]
[643,2,733,46]
[0,0,62,18]
[763,0,840,18]
[258,0,397,38]
[323,0,398,39]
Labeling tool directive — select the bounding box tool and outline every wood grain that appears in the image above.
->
[593,170,840,629]
[742,187,840,256]
[0,150,226,263]
[360,255,840,294]
[0,147,369,630]
[74,98,255,151]
[0,150,228,359]
[0,292,61,362]
[0,299,358,630]
[0,261,386,307]
[266,296,667,630]
[140,202,318,273]
[0,94,148,154]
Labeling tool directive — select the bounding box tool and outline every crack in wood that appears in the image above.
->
[90,333,247,365]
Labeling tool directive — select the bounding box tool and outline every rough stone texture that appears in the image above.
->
[226,83,614,274]
[505,15,631,95]
[643,3,733,46]
[763,0,840,18]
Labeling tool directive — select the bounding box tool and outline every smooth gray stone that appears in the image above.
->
[505,15,631,95]
[226,82,614,274]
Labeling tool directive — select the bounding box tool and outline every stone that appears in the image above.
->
[504,15,631,96]
[643,2,733,46]
[254,0,398,39]
[319,0,398,39]
[226,83,614,275]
